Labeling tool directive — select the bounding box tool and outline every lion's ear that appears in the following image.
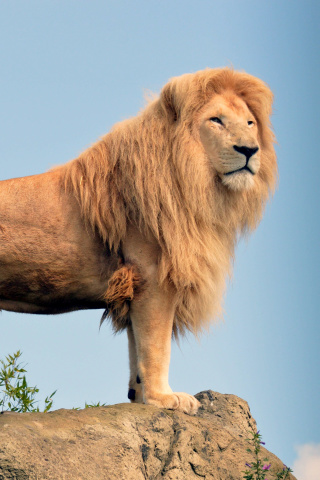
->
[244,77,274,120]
[160,80,179,122]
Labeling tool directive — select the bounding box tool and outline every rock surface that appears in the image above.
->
[0,390,295,480]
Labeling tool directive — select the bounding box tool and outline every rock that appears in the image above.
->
[0,390,296,480]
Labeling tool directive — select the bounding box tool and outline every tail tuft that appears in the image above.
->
[100,265,141,332]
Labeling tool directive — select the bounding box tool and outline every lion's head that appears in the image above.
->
[159,67,276,199]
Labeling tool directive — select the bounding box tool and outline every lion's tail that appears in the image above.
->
[100,265,141,332]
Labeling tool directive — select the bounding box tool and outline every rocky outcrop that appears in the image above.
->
[0,390,295,480]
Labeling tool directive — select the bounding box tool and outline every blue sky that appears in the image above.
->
[0,1,319,475]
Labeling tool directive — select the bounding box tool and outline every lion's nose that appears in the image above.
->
[233,145,259,160]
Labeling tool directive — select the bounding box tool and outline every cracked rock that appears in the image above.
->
[0,390,296,480]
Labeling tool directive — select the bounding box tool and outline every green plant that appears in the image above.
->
[0,350,56,413]
[84,401,107,408]
[73,401,108,410]
[243,430,293,480]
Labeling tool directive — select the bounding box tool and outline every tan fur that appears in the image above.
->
[0,68,277,414]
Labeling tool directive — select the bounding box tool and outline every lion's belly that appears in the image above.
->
[0,259,110,315]
[0,298,108,315]
[0,172,118,314]
[0,230,116,314]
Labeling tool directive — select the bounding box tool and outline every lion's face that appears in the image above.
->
[198,92,261,191]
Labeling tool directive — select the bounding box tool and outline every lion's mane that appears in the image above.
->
[64,68,277,336]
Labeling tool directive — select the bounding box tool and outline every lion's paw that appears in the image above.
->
[145,392,200,415]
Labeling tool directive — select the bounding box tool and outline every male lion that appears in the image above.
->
[0,68,277,414]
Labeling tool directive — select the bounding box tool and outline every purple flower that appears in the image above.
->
[260,441,266,445]
[263,464,271,471]
[245,463,252,468]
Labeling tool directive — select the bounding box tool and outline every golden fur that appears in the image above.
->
[0,68,277,414]
[65,67,277,337]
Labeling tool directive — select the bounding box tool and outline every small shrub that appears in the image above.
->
[243,430,293,480]
[0,350,56,413]
[73,401,108,410]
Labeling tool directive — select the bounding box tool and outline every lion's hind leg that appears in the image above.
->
[100,264,144,403]
[127,323,144,403]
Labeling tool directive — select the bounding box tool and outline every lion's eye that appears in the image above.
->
[247,120,254,126]
[210,117,223,125]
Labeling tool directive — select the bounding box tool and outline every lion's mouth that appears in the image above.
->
[224,165,254,176]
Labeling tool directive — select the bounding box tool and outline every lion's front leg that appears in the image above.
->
[129,284,200,415]
[122,226,200,415]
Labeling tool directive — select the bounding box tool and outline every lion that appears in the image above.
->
[0,68,277,414]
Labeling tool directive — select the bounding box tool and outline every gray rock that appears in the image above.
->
[0,390,296,480]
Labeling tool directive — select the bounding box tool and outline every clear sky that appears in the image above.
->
[0,1,319,475]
